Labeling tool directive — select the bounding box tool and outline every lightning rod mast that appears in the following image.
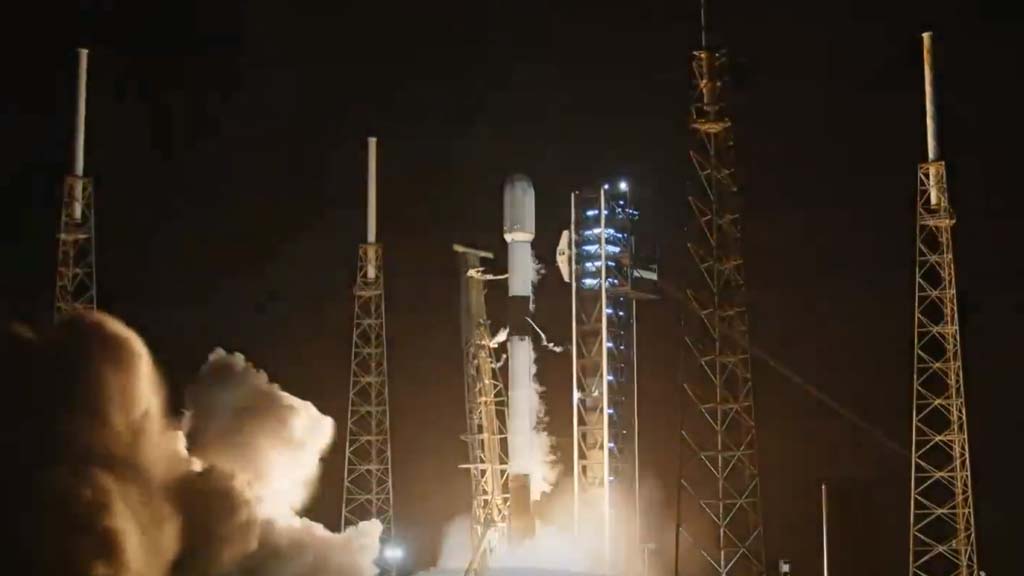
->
[342,137,397,570]
[676,0,767,574]
[55,48,97,319]
[908,32,979,576]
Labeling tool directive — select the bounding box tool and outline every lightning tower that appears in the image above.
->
[908,32,978,576]
[675,1,766,574]
[55,48,96,319]
[342,137,397,561]
[571,181,654,574]
[454,244,511,576]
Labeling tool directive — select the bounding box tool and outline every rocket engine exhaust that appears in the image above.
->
[503,174,538,543]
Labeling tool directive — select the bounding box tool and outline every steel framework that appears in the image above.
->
[676,32,766,576]
[341,243,395,541]
[908,32,978,576]
[572,186,641,574]
[55,48,96,319]
[55,174,96,318]
[454,245,511,576]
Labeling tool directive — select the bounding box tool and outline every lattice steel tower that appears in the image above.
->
[908,32,978,576]
[55,48,96,319]
[571,181,657,575]
[453,244,511,576]
[342,138,396,552]
[676,2,766,575]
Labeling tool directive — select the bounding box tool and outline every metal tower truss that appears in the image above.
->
[342,243,395,539]
[454,245,511,576]
[572,185,641,574]
[677,45,766,576]
[55,48,95,319]
[909,160,977,576]
[55,174,96,318]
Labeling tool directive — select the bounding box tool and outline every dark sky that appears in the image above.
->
[3,1,1022,574]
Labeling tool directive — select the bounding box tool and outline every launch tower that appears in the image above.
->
[342,138,397,563]
[454,244,511,575]
[571,182,654,573]
[676,2,767,574]
[908,32,979,576]
[55,48,96,319]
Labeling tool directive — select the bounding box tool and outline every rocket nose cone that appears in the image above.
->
[503,173,535,200]
[503,174,536,242]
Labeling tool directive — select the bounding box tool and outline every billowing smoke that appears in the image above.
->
[8,312,380,576]
[425,486,606,576]
[185,349,336,520]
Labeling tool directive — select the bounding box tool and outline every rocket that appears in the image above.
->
[503,174,537,542]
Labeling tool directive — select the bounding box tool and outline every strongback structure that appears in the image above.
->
[908,32,978,576]
[454,244,511,576]
[676,4,766,575]
[572,182,652,574]
[342,138,396,556]
[55,48,96,319]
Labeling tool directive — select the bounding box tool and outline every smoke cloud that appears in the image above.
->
[424,486,606,576]
[8,312,380,576]
[185,348,336,520]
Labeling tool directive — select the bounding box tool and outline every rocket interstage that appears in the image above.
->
[502,174,538,543]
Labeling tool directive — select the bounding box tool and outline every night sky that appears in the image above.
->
[3,1,1023,574]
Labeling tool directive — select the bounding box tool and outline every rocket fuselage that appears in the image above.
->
[503,174,537,543]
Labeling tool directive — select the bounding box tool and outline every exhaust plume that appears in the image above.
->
[185,348,336,519]
[7,312,380,576]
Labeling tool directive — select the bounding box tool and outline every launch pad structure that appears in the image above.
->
[453,244,511,576]
[570,182,656,574]
[55,48,96,319]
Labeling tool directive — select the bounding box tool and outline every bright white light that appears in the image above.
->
[618,180,629,191]
[382,543,405,563]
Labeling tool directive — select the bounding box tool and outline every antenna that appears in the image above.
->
[367,136,377,244]
[73,48,88,179]
[700,0,710,50]
[922,32,940,163]
[822,483,829,576]
[366,137,378,279]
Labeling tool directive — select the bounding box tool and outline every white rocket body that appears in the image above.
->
[503,174,537,541]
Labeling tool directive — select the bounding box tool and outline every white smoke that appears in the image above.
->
[525,341,559,500]
[185,348,384,576]
[424,489,606,575]
[186,348,336,520]
[12,312,381,576]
